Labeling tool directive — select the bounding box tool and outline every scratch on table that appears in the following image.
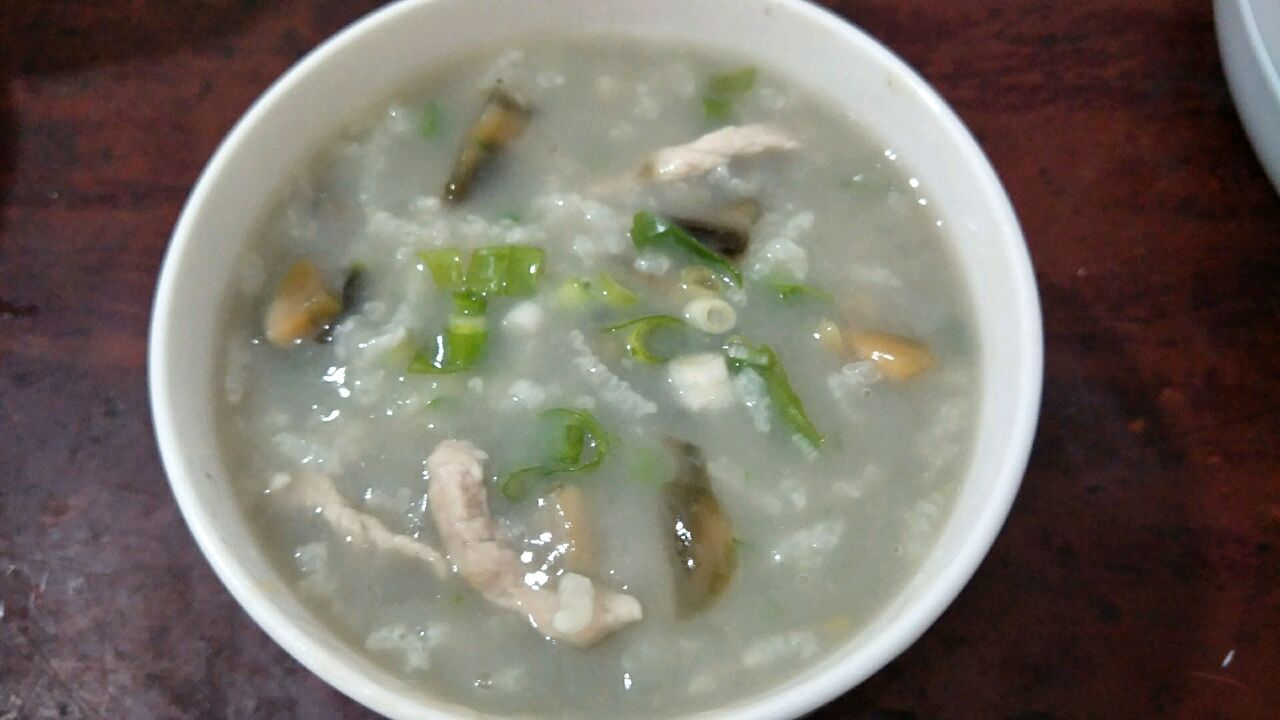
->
[1188,670,1249,692]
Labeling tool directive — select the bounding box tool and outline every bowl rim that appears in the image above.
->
[1217,0,1280,193]
[149,0,1043,718]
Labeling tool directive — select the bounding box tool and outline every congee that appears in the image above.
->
[218,36,977,718]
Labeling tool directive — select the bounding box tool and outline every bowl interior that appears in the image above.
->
[1249,0,1280,69]
[149,1,1041,718]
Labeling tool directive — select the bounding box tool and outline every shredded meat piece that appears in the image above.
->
[278,471,448,578]
[640,124,799,182]
[427,439,642,646]
[667,352,735,412]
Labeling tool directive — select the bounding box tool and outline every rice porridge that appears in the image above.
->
[216,37,977,718]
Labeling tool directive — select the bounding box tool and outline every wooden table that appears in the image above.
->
[3,1,1277,717]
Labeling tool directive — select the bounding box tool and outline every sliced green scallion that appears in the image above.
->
[421,245,544,296]
[465,244,545,297]
[500,408,611,501]
[410,245,545,375]
[424,396,459,411]
[631,211,742,287]
[408,291,488,374]
[625,440,673,486]
[592,273,640,308]
[768,282,833,304]
[702,66,757,121]
[419,249,465,291]
[605,315,687,364]
[555,278,594,309]
[702,95,735,122]
[419,101,443,138]
[709,66,759,96]
[554,274,639,310]
[724,337,824,450]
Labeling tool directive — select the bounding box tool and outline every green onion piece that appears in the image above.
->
[465,245,544,296]
[724,338,824,449]
[554,274,640,310]
[408,291,488,374]
[554,419,588,466]
[555,278,594,309]
[758,345,824,449]
[627,440,673,486]
[500,470,538,501]
[631,211,743,287]
[606,315,686,364]
[419,249,465,290]
[547,408,609,472]
[452,289,486,316]
[593,273,639,308]
[420,101,443,138]
[702,66,757,121]
[768,282,833,303]
[702,95,733,121]
[709,66,758,96]
[504,245,545,295]
[724,335,772,368]
[409,339,449,374]
[500,408,611,501]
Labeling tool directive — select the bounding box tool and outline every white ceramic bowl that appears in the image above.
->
[149,1,1043,718]
[1217,0,1280,194]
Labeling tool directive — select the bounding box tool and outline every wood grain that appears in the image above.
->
[2,1,1278,718]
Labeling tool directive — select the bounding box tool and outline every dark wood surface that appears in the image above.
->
[3,1,1278,718]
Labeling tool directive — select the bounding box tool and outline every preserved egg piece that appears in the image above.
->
[847,331,934,381]
[443,84,531,203]
[264,259,341,348]
[662,440,737,617]
[316,265,366,343]
[670,199,762,259]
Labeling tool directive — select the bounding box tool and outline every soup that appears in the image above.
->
[217,36,977,718]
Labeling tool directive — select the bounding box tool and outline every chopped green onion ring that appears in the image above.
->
[410,244,544,374]
[408,291,488,374]
[606,315,686,364]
